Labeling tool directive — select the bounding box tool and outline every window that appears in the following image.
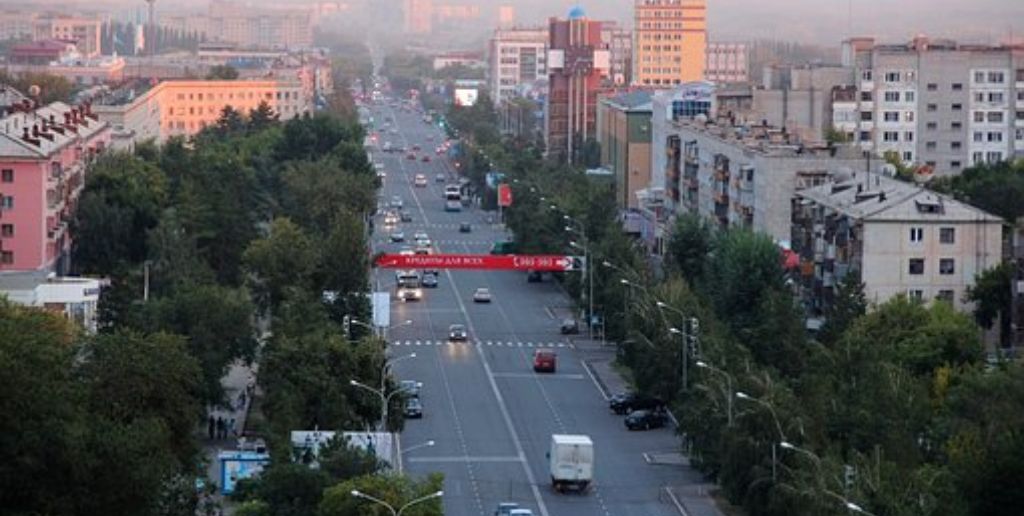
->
[904,151,914,162]
[974,112,986,123]
[1017,111,1024,121]
[988,71,1005,83]
[860,91,872,101]
[936,290,955,303]
[973,132,984,142]
[974,92,985,103]
[989,92,1004,103]
[987,151,1003,163]
[951,161,962,169]
[951,141,962,150]
[908,289,924,301]
[939,258,955,275]
[952,103,962,111]
[884,91,900,102]
[0,196,11,210]
[973,151,984,164]
[987,112,1004,123]
[905,91,915,102]
[0,251,11,265]
[859,131,871,141]
[885,71,901,83]
[0,224,11,237]
[940,227,956,244]
[1017,69,1024,82]
[860,111,873,121]
[909,258,925,275]
[904,111,915,123]
[904,131,914,142]
[0,169,11,183]
[974,71,986,83]
[988,132,1004,143]
[884,111,900,122]
[910,227,924,242]
[862,70,872,81]
[927,104,937,112]
[952,83,963,90]
[951,121,962,130]
[926,122,937,130]
[926,83,938,91]
[883,131,899,142]
[926,141,937,150]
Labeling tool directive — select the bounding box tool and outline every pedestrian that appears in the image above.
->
[216,416,225,439]
[238,390,247,410]
[207,415,215,440]
[229,417,237,437]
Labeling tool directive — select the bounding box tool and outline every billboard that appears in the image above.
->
[375,253,582,271]
[454,88,479,106]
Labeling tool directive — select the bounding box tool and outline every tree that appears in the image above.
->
[967,262,1014,347]
[702,229,786,333]
[206,64,239,80]
[146,207,217,296]
[318,473,444,516]
[666,213,714,284]
[0,70,74,103]
[931,160,1024,223]
[818,271,867,345]
[243,217,320,309]
[245,463,328,516]
[249,101,278,131]
[215,106,247,136]
[318,436,385,482]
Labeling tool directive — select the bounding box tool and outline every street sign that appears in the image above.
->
[497,183,513,207]
[375,253,581,272]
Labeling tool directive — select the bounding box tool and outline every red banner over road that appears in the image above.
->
[375,253,580,271]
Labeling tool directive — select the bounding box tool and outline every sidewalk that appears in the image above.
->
[199,360,258,515]
[573,338,724,516]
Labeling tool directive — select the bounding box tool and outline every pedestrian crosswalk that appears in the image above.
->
[377,239,491,247]
[390,339,573,349]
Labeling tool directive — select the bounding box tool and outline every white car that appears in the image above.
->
[413,232,429,241]
[414,174,427,187]
[390,196,404,208]
[473,287,492,303]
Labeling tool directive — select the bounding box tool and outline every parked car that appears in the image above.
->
[421,155,431,162]
[400,380,421,397]
[448,324,468,341]
[533,350,556,373]
[473,287,492,303]
[389,231,405,242]
[526,270,543,283]
[404,397,423,418]
[422,273,438,288]
[560,318,579,335]
[609,393,666,415]
[625,409,668,430]
[459,222,472,233]
[406,152,416,160]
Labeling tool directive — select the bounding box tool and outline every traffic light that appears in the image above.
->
[343,315,351,338]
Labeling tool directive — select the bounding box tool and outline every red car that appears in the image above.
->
[533,350,556,373]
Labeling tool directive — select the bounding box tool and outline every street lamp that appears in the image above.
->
[401,439,435,455]
[695,360,733,426]
[349,372,420,431]
[779,441,821,465]
[351,489,444,516]
[736,391,786,481]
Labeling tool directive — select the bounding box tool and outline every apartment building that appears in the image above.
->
[489,27,548,105]
[546,7,610,163]
[753,63,855,143]
[596,91,653,209]
[5,41,125,86]
[93,79,311,150]
[651,104,876,242]
[633,0,707,86]
[33,16,102,58]
[0,101,110,273]
[602,22,633,86]
[705,42,749,84]
[793,172,1002,314]
[841,36,1024,175]
[163,1,314,50]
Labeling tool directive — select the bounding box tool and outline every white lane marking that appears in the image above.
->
[581,359,611,401]
[405,455,525,463]
[415,340,421,346]
[491,373,586,380]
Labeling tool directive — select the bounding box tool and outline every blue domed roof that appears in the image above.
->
[568,4,586,20]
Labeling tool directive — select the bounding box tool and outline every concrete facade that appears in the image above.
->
[597,91,653,209]
[793,173,1003,315]
[705,42,749,84]
[0,101,110,273]
[489,27,548,105]
[752,64,855,143]
[633,0,706,86]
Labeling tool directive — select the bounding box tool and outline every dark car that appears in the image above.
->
[526,270,542,283]
[625,409,668,430]
[422,273,438,288]
[404,397,423,418]
[609,393,665,415]
[400,211,413,222]
[448,324,468,341]
[459,222,472,233]
[559,318,579,335]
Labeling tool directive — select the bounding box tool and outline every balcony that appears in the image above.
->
[714,190,729,204]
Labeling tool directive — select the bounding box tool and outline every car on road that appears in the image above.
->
[422,273,438,288]
[404,397,423,418]
[413,232,429,241]
[398,246,415,256]
[624,409,668,430]
[459,222,472,233]
[533,350,556,373]
[400,211,413,222]
[400,380,421,398]
[527,270,542,283]
[495,503,533,516]
[445,200,462,212]
[414,245,431,255]
[609,392,666,415]
[435,173,446,183]
[473,287,492,303]
[414,174,427,187]
[412,144,421,151]
[560,318,579,335]
[406,152,416,160]
[421,155,431,162]
[390,196,403,208]
[384,212,399,225]
[389,231,405,242]
[448,324,467,341]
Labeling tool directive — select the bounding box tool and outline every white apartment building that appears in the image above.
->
[841,36,1024,176]
[705,42,749,84]
[488,27,548,105]
[793,173,1002,314]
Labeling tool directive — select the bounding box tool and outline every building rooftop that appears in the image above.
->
[603,90,653,111]
[797,173,1003,223]
[0,101,107,158]
[669,117,865,159]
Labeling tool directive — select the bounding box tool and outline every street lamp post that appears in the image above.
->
[736,391,785,481]
[350,351,419,430]
[695,360,734,426]
[568,238,593,339]
[351,489,444,516]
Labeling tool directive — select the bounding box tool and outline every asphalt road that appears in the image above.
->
[365,96,698,516]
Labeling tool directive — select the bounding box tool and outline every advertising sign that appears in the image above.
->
[375,254,581,271]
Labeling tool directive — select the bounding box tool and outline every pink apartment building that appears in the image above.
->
[0,100,110,273]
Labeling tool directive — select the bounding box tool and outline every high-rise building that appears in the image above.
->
[602,22,632,86]
[546,6,610,163]
[489,27,548,105]
[841,36,1024,175]
[163,1,314,50]
[32,16,102,58]
[705,42,749,84]
[403,0,434,35]
[633,0,706,86]
[497,5,516,28]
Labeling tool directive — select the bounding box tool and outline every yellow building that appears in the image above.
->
[93,79,310,150]
[633,0,706,86]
